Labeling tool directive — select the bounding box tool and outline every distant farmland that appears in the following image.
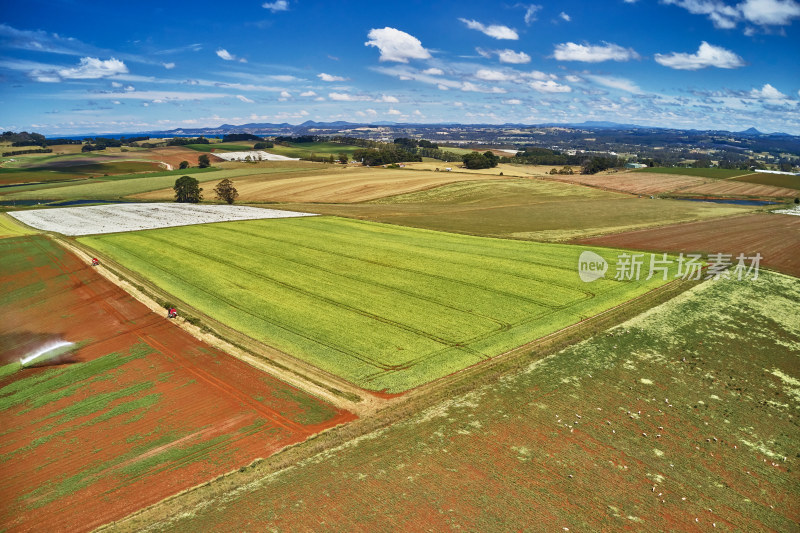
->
[634,167,754,179]
[80,217,677,393]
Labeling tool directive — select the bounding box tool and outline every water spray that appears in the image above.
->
[19,340,74,367]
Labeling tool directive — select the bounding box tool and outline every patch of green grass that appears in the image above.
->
[118,434,232,478]
[80,216,679,392]
[634,167,753,179]
[0,345,151,413]
[269,386,339,425]
[185,143,254,153]
[266,142,362,159]
[732,173,800,190]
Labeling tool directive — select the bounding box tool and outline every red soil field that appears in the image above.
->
[134,147,223,168]
[0,236,354,532]
[575,214,800,278]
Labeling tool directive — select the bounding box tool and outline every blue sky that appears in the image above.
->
[1,0,799,135]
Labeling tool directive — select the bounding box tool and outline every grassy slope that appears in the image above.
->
[80,216,676,392]
[732,173,800,191]
[635,167,753,179]
[0,213,36,238]
[264,142,363,159]
[184,143,255,153]
[148,271,800,532]
[278,178,753,242]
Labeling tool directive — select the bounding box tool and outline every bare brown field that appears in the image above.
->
[134,146,224,168]
[678,180,798,198]
[403,161,554,177]
[576,213,800,277]
[131,168,511,203]
[547,172,712,195]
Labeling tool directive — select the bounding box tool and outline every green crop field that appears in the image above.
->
[634,167,753,179]
[143,271,800,531]
[185,143,255,153]
[732,172,800,190]
[266,142,363,159]
[80,217,679,392]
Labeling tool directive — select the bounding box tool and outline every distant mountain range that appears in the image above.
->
[49,120,795,140]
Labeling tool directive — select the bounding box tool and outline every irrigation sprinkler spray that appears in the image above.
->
[19,340,74,367]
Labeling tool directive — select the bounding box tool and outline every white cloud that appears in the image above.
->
[565,74,582,82]
[162,62,175,69]
[111,81,123,88]
[318,72,347,82]
[280,90,291,98]
[262,0,289,12]
[54,57,128,80]
[328,92,371,101]
[365,27,432,62]
[739,0,800,25]
[663,0,800,29]
[559,12,571,21]
[236,94,254,103]
[503,98,523,104]
[523,4,542,24]
[529,80,572,93]
[216,49,235,61]
[523,70,557,80]
[422,67,444,75]
[655,42,745,70]
[553,42,639,62]
[437,84,450,91]
[497,49,531,64]
[300,90,317,97]
[387,108,402,115]
[587,74,642,93]
[379,94,399,102]
[459,18,519,40]
[750,83,787,99]
[475,69,515,81]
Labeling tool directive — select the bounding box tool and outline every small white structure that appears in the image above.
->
[754,169,800,176]
[213,151,300,162]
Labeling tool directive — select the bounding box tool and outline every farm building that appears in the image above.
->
[625,162,648,169]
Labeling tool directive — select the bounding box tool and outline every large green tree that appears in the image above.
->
[173,176,203,203]
[198,154,211,168]
[213,178,239,204]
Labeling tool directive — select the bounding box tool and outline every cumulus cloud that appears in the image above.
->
[662,0,800,29]
[280,90,291,98]
[55,57,127,79]
[236,94,254,103]
[300,90,317,97]
[328,92,371,101]
[750,83,787,99]
[655,42,745,70]
[262,0,289,12]
[553,42,639,62]
[365,27,432,62]
[422,67,444,75]
[162,62,175,69]
[497,49,531,64]
[459,18,519,39]
[503,98,523,104]
[475,69,515,81]
[318,72,347,82]
[559,12,571,21]
[387,108,402,115]
[529,80,572,93]
[379,94,399,102]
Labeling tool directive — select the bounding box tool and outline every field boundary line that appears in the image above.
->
[54,236,374,416]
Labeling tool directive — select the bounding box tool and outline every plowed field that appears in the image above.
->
[0,236,353,532]
[576,214,800,277]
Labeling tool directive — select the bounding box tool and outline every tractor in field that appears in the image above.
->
[91,258,100,267]
[168,307,178,319]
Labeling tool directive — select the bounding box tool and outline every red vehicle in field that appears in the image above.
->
[168,308,178,319]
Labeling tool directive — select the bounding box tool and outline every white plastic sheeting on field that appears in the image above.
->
[774,205,800,216]
[212,151,300,161]
[10,203,317,236]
